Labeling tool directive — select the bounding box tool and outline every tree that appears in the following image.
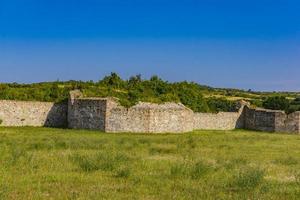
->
[207,98,237,112]
[176,84,210,112]
[128,74,142,88]
[101,72,124,88]
[262,96,289,111]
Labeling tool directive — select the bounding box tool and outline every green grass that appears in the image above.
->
[0,127,300,199]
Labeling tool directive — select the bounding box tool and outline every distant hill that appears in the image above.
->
[0,73,299,113]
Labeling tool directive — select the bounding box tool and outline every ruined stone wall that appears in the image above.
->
[148,106,194,133]
[68,98,107,131]
[1,90,300,134]
[244,107,277,132]
[276,112,300,133]
[106,102,194,133]
[68,96,249,133]
[0,100,67,127]
[244,107,300,133]
[105,106,151,133]
[193,112,243,130]
[193,102,246,130]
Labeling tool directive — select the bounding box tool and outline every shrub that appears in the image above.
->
[207,98,238,112]
[0,119,2,125]
[249,99,263,108]
[1,72,297,114]
[262,96,289,111]
[177,86,210,113]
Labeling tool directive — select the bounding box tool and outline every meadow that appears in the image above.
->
[0,127,300,199]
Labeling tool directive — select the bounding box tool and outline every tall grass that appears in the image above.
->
[69,151,130,172]
[228,167,265,191]
[0,127,300,199]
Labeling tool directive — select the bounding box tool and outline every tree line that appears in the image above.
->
[0,73,299,113]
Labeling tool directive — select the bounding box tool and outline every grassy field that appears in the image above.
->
[0,127,300,199]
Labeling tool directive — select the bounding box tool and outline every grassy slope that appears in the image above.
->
[0,127,300,200]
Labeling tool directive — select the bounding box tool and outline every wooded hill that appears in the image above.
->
[0,73,300,113]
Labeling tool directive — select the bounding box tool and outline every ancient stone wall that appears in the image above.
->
[68,98,108,130]
[244,107,277,132]
[0,100,67,127]
[1,90,299,134]
[106,102,194,133]
[244,107,300,133]
[277,112,300,133]
[105,105,151,133]
[193,112,243,130]
[193,102,246,130]
[148,104,194,133]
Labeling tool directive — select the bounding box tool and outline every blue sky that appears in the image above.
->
[0,0,299,91]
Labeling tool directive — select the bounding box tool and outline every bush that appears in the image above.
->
[176,84,210,112]
[207,98,237,112]
[262,96,289,111]
[3,72,298,114]
[249,99,263,108]
[0,119,2,125]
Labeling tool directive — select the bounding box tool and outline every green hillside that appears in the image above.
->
[0,73,300,113]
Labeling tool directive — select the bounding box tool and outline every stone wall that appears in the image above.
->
[193,102,246,130]
[244,107,300,133]
[68,93,300,134]
[67,98,107,130]
[67,90,195,133]
[0,100,67,127]
[67,90,120,131]
[277,112,300,133]
[106,102,194,133]
[244,107,277,132]
[148,104,194,133]
[1,90,300,134]
[194,112,243,130]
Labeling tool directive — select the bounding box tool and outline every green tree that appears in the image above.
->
[262,96,289,111]
[101,72,124,89]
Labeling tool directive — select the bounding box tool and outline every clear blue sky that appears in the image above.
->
[0,0,299,91]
